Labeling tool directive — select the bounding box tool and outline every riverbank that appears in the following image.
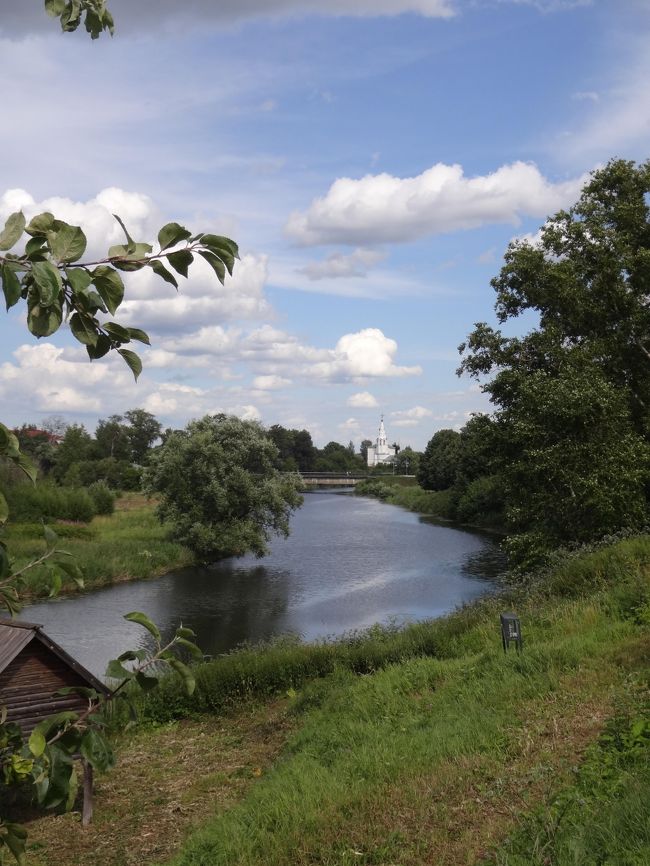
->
[23,533,650,866]
[355,477,505,532]
[7,494,193,600]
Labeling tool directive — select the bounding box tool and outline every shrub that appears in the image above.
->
[5,483,95,523]
[87,481,116,515]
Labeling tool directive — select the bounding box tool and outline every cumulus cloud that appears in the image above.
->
[391,406,433,427]
[286,161,587,246]
[298,248,386,280]
[252,375,292,390]
[339,417,361,431]
[0,187,161,260]
[347,391,379,408]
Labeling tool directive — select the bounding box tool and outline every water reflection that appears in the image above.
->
[23,491,505,677]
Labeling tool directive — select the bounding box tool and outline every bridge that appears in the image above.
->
[299,471,370,487]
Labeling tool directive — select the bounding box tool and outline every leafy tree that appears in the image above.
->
[393,445,420,476]
[266,425,316,472]
[417,429,462,491]
[94,415,131,461]
[145,416,304,561]
[360,438,373,464]
[52,424,95,482]
[458,159,650,565]
[315,440,361,472]
[124,409,163,464]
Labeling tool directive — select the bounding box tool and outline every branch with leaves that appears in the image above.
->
[44,0,115,39]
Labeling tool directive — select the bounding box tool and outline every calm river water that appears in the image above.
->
[23,490,505,677]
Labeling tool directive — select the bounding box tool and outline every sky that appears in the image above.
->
[0,0,649,449]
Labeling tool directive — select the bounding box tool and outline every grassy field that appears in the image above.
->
[6,494,193,599]
[21,534,649,866]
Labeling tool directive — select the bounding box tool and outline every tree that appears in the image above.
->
[417,429,462,491]
[145,416,304,561]
[266,425,316,472]
[458,160,650,565]
[360,439,373,465]
[94,415,131,460]
[393,445,420,476]
[124,409,162,464]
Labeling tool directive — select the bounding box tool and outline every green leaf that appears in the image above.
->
[3,822,27,864]
[45,0,67,16]
[127,327,151,345]
[201,234,240,260]
[25,236,46,258]
[103,321,131,343]
[118,348,142,381]
[48,572,62,598]
[124,611,161,641]
[198,249,226,285]
[92,265,124,315]
[135,671,159,691]
[166,249,194,278]
[0,491,8,525]
[25,212,55,237]
[112,213,137,254]
[43,524,58,548]
[174,637,203,659]
[27,301,63,337]
[65,267,92,294]
[0,211,25,251]
[48,223,87,263]
[15,452,38,484]
[31,260,63,305]
[80,728,115,772]
[175,625,196,639]
[158,222,192,251]
[105,659,134,681]
[86,333,111,360]
[148,258,178,290]
[1,264,22,310]
[168,658,196,696]
[69,312,99,347]
[40,745,74,810]
[108,242,152,260]
[28,728,46,758]
[56,558,85,588]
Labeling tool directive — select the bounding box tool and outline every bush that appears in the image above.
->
[87,481,116,515]
[455,475,504,524]
[5,483,96,523]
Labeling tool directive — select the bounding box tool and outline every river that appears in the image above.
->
[22,490,505,677]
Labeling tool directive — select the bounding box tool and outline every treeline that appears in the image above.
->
[417,160,650,571]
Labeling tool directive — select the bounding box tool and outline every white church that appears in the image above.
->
[366,415,397,467]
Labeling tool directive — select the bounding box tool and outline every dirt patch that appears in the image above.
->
[25,700,294,866]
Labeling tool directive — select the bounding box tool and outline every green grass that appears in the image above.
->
[5,495,193,598]
[148,535,650,866]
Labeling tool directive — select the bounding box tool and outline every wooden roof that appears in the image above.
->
[0,619,109,696]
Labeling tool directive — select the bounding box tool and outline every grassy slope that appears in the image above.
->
[6,494,193,598]
[157,536,650,866]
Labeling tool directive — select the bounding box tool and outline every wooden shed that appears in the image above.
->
[0,619,109,736]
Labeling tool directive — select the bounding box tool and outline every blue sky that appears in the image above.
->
[1,0,648,448]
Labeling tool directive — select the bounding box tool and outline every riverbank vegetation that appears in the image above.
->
[18,532,649,866]
[4,494,193,599]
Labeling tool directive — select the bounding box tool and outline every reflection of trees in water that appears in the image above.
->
[461,544,507,581]
[163,562,293,658]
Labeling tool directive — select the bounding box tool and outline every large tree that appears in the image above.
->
[145,416,304,561]
[458,159,650,565]
[417,429,462,491]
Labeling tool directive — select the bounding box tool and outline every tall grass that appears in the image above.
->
[5,497,193,597]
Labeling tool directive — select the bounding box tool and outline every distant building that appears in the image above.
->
[366,416,396,467]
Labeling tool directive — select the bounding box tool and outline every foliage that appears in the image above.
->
[266,425,316,472]
[458,160,650,567]
[417,428,462,491]
[45,0,115,39]
[0,613,200,864]
[145,415,304,561]
[87,481,115,516]
[4,482,95,524]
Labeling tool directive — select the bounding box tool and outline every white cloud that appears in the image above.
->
[572,90,599,102]
[298,248,386,280]
[391,406,433,427]
[347,391,379,408]
[252,375,292,390]
[339,417,361,431]
[309,329,421,382]
[286,161,587,246]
